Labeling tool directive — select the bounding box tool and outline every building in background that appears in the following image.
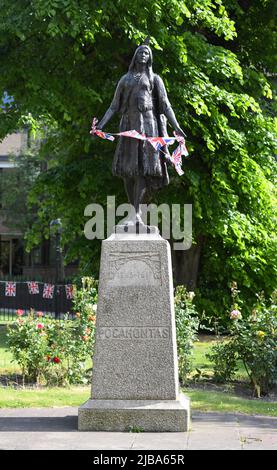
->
[0,130,78,280]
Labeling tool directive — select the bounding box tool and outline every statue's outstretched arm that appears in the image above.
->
[97,107,115,130]
[164,107,187,138]
[97,75,125,130]
[155,75,187,138]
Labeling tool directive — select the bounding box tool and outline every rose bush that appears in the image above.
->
[7,277,98,386]
[207,287,277,396]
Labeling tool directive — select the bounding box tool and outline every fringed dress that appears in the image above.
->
[110,73,172,190]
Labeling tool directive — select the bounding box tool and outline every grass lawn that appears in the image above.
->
[184,390,277,416]
[0,386,276,416]
[0,386,90,408]
[0,325,276,416]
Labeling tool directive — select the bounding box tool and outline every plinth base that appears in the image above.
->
[78,394,190,432]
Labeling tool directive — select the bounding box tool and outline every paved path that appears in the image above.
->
[0,408,276,450]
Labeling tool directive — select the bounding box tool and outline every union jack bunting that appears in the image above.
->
[172,146,182,164]
[119,130,146,140]
[94,129,115,141]
[27,281,39,295]
[5,282,16,297]
[65,284,74,300]
[90,117,189,176]
[171,147,184,175]
[90,116,98,134]
[90,116,99,135]
[43,283,55,299]
[90,117,115,141]
[148,136,175,151]
[173,131,189,157]
[174,162,184,176]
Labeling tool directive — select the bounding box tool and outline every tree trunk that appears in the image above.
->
[171,235,204,289]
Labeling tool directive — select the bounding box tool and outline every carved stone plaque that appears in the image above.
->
[108,252,161,286]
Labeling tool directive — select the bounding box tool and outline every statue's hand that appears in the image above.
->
[96,121,105,130]
[161,147,174,167]
[174,127,187,139]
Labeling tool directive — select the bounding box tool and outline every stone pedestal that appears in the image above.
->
[78,232,190,432]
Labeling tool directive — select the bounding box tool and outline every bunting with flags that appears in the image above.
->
[65,284,74,300]
[90,117,189,176]
[43,283,55,299]
[5,282,16,297]
[0,280,76,303]
[27,281,40,295]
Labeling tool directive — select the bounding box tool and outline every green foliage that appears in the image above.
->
[207,290,277,396]
[7,310,49,383]
[0,145,41,235]
[0,1,276,317]
[72,276,98,316]
[7,279,97,385]
[175,286,199,383]
[207,340,238,383]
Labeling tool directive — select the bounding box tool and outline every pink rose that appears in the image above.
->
[37,323,44,329]
[230,309,241,320]
[16,309,24,316]
[37,311,43,317]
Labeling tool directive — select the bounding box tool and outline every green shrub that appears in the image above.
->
[175,286,199,384]
[207,287,277,396]
[207,340,238,383]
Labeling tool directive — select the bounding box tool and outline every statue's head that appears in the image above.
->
[129,45,153,72]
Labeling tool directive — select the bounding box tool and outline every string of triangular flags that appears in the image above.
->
[0,281,75,300]
[90,117,189,176]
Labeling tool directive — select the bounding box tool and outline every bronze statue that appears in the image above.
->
[97,43,186,227]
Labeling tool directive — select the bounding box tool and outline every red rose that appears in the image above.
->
[53,356,61,364]
[16,309,24,316]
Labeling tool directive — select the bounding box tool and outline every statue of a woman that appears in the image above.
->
[96,43,186,227]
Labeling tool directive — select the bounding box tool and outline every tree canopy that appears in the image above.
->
[0,0,276,322]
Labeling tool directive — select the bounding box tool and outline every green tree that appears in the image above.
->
[0,144,41,235]
[0,0,276,321]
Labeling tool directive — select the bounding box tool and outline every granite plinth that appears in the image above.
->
[78,232,190,431]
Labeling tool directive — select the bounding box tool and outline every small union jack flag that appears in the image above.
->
[119,130,146,140]
[172,146,182,164]
[90,117,115,141]
[174,162,184,176]
[65,284,74,300]
[94,129,115,141]
[148,136,175,151]
[173,131,189,157]
[171,148,184,175]
[5,282,16,297]
[43,283,55,299]
[90,117,98,135]
[27,281,39,295]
